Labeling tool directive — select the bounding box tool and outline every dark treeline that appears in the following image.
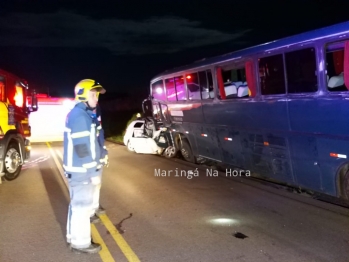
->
[98,92,148,137]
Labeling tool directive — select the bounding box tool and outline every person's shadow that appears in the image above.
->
[38,161,69,241]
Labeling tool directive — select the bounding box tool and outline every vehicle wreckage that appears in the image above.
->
[123,97,178,159]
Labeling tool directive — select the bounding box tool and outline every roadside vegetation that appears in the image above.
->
[98,93,146,144]
[104,111,140,144]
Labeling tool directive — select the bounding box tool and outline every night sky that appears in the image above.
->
[1,0,349,98]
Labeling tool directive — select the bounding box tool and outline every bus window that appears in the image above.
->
[326,42,347,92]
[186,73,201,100]
[218,66,249,99]
[259,54,286,95]
[165,78,177,101]
[199,70,214,99]
[285,48,317,93]
[151,79,166,101]
[165,76,186,101]
[0,76,5,102]
[207,70,214,98]
[198,71,208,99]
[175,76,186,101]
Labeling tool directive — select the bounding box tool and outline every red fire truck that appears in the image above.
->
[0,69,38,182]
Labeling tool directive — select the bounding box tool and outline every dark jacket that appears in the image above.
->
[63,102,102,182]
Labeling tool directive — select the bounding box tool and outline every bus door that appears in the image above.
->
[257,53,295,184]
[285,47,321,190]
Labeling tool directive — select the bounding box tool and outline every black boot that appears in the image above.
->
[95,205,106,216]
[70,242,101,254]
[90,214,101,224]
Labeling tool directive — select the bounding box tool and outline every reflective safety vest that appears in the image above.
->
[63,102,102,181]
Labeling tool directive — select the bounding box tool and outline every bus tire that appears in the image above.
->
[341,168,349,200]
[4,142,22,181]
[180,139,196,163]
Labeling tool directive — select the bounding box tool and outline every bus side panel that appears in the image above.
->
[217,127,244,167]
[289,97,349,136]
[202,100,289,131]
[289,97,349,196]
[236,131,295,184]
[289,135,321,191]
[194,124,222,161]
[266,134,294,184]
[202,99,291,180]
[182,103,203,123]
[240,132,271,177]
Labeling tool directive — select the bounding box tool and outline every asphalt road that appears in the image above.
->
[1,141,349,262]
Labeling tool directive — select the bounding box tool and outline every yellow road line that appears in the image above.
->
[91,224,116,262]
[55,149,63,161]
[46,142,115,262]
[99,214,141,262]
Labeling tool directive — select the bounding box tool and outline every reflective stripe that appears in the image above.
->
[66,126,73,167]
[63,165,87,173]
[90,124,96,160]
[82,161,97,169]
[71,131,90,138]
[64,127,71,133]
[97,126,102,130]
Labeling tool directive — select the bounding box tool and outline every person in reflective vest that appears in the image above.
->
[63,79,106,254]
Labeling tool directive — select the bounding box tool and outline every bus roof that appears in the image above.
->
[152,20,349,81]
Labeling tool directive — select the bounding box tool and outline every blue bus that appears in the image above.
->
[145,21,349,202]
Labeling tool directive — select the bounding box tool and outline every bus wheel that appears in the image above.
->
[4,143,22,181]
[341,169,349,200]
[180,139,196,163]
[164,146,176,158]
